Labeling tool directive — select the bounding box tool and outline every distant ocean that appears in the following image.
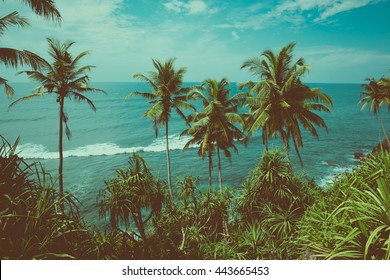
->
[1,82,389,226]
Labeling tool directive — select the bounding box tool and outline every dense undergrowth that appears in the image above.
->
[1,136,389,259]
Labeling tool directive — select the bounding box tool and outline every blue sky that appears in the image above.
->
[1,0,390,83]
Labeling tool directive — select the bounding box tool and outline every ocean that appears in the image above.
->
[1,82,389,227]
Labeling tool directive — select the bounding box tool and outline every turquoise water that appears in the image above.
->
[1,82,389,226]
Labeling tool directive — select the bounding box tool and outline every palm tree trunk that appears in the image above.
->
[165,119,172,197]
[208,148,212,190]
[58,97,64,209]
[217,146,222,192]
[137,208,146,240]
[378,112,389,141]
[292,137,309,180]
[110,207,118,229]
[281,135,292,167]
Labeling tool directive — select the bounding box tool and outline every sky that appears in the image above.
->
[1,0,390,83]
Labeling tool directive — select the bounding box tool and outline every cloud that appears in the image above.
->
[289,0,385,22]
[164,0,185,13]
[187,0,208,14]
[306,46,390,68]
[222,0,385,30]
[0,0,236,82]
[1,0,388,84]
[231,31,239,41]
[297,45,390,82]
[314,0,383,21]
[163,0,217,15]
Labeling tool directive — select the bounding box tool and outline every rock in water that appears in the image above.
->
[372,137,390,154]
[354,152,365,160]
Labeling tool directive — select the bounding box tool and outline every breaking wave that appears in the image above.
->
[16,134,192,160]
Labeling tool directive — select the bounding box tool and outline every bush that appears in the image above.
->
[297,150,390,259]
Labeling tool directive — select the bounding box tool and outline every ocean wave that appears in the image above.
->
[16,134,193,160]
[317,165,354,188]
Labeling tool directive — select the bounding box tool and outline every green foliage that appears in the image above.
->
[127,58,195,195]
[99,152,164,240]
[360,77,390,115]
[8,38,106,198]
[182,78,244,190]
[234,149,320,259]
[240,42,332,172]
[1,134,389,259]
[152,177,233,259]
[237,149,319,223]
[0,136,95,259]
[297,150,390,259]
[359,76,390,139]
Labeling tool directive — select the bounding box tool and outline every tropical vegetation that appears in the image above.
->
[182,78,244,191]
[8,38,106,198]
[359,76,390,139]
[240,42,333,174]
[1,135,388,259]
[1,1,389,261]
[127,58,195,197]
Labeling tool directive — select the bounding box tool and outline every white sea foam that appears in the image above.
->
[317,165,354,188]
[318,174,335,188]
[16,134,193,160]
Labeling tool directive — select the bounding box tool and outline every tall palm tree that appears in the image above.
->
[127,58,194,197]
[359,77,389,139]
[240,42,332,173]
[0,1,61,98]
[9,38,106,198]
[182,78,244,191]
[378,75,390,102]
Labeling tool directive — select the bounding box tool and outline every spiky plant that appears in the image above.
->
[99,153,164,240]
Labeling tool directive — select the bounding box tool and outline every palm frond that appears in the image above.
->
[0,11,29,36]
[0,48,48,70]
[8,92,46,108]
[0,76,14,98]
[71,92,97,112]
[21,0,62,22]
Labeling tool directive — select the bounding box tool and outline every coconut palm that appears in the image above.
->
[182,78,244,191]
[0,1,61,98]
[378,75,390,101]
[127,58,194,197]
[9,38,106,198]
[359,77,389,139]
[240,42,332,173]
[284,85,332,175]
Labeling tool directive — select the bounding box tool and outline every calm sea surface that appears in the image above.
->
[1,82,389,226]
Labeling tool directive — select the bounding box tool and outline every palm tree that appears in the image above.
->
[9,38,106,198]
[127,58,194,197]
[240,42,332,173]
[182,78,244,191]
[284,85,332,175]
[359,77,389,139]
[378,75,390,102]
[0,1,61,98]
